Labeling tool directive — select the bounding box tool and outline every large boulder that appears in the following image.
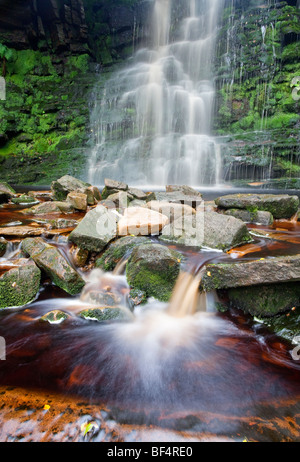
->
[21,237,85,295]
[95,235,151,272]
[51,175,91,201]
[215,194,299,219]
[118,206,169,236]
[160,212,251,251]
[68,205,118,252]
[0,259,41,309]
[126,243,182,302]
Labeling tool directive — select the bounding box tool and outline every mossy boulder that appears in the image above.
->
[227,282,300,317]
[21,237,85,295]
[215,194,299,219]
[0,259,41,309]
[126,243,182,302]
[51,175,91,201]
[95,235,152,272]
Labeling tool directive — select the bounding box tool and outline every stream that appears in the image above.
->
[0,190,299,442]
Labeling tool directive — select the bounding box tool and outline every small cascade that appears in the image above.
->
[88,0,225,188]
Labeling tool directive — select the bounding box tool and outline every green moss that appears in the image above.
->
[0,264,41,309]
[228,283,300,317]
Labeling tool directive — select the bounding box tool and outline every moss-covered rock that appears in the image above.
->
[0,238,8,257]
[95,235,151,272]
[21,237,85,295]
[126,243,182,302]
[215,194,299,219]
[40,310,70,324]
[227,282,300,317]
[51,175,91,201]
[0,259,41,309]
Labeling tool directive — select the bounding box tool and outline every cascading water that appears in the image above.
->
[88,0,224,188]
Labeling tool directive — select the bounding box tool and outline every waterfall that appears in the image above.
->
[88,0,225,188]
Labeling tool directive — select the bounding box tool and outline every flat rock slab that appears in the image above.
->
[21,201,74,215]
[21,237,85,295]
[68,205,118,252]
[0,258,41,309]
[201,254,300,292]
[118,207,169,236]
[0,225,46,237]
[155,191,203,209]
[215,194,299,219]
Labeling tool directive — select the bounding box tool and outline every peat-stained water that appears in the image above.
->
[0,203,299,441]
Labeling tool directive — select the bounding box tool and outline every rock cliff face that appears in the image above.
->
[0,0,88,52]
[214,0,300,187]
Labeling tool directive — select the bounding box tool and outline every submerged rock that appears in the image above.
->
[95,235,151,272]
[215,194,299,219]
[51,175,91,201]
[68,205,118,252]
[79,306,129,322]
[126,243,182,302]
[0,258,41,309]
[160,211,251,251]
[40,310,70,324]
[21,237,85,295]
